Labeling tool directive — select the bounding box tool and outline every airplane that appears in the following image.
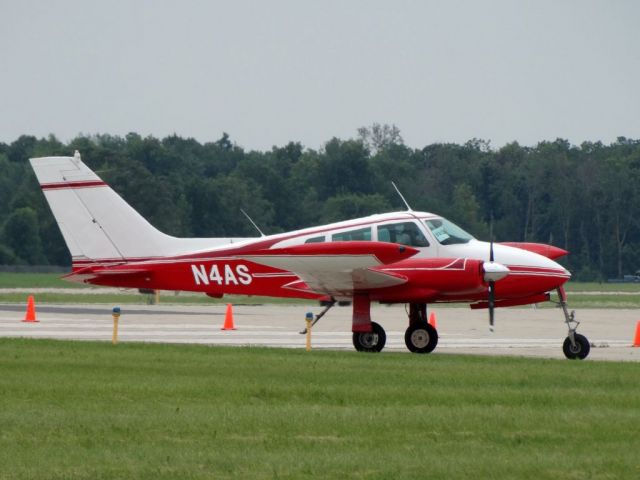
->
[29,151,590,360]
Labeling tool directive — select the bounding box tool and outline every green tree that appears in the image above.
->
[449,183,488,239]
[1,207,47,264]
[321,193,391,224]
[357,123,403,154]
[317,138,373,198]
[0,244,19,264]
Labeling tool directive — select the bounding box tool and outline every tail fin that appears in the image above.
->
[30,151,248,263]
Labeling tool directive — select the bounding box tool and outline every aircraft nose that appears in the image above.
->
[492,243,571,293]
[527,249,570,275]
[525,251,571,287]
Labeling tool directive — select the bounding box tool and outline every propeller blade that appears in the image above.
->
[488,281,495,332]
[488,213,494,261]
[488,227,495,332]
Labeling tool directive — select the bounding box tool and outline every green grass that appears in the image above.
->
[0,272,85,289]
[564,282,640,293]
[0,339,638,479]
[552,294,640,309]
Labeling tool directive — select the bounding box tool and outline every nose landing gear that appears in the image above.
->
[557,287,590,360]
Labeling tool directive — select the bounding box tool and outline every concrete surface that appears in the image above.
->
[1,303,639,361]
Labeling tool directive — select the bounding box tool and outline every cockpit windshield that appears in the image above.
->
[423,217,474,245]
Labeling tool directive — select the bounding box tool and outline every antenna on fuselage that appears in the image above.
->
[391,181,413,212]
[240,209,266,237]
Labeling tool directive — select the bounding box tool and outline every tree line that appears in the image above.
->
[1,128,639,281]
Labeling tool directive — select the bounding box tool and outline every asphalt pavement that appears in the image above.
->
[1,303,639,361]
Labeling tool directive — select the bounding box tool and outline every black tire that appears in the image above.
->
[404,323,438,353]
[352,322,386,352]
[562,333,591,360]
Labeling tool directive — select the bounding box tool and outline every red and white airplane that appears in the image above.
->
[30,151,590,359]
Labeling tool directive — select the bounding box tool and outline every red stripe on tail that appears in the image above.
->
[41,180,107,190]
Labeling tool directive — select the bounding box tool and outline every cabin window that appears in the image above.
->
[423,218,474,245]
[377,222,429,247]
[304,236,326,244]
[331,227,372,242]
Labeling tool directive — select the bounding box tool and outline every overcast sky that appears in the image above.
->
[1,0,638,151]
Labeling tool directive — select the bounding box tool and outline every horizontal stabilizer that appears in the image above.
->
[63,267,151,285]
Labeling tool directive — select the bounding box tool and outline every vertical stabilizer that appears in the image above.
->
[30,152,179,261]
[30,151,254,263]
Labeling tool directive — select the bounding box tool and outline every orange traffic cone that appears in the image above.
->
[221,303,236,330]
[22,295,38,323]
[428,311,437,329]
[633,321,640,347]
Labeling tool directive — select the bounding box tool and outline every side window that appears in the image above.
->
[377,222,429,247]
[304,236,326,244]
[331,227,372,242]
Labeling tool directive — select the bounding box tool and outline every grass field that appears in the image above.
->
[0,272,89,289]
[0,339,638,479]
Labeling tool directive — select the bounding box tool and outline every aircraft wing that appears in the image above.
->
[239,241,416,296]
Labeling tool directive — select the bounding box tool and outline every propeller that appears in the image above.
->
[488,241,495,332]
[482,220,510,332]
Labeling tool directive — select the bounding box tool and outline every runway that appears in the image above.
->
[1,303,639,361]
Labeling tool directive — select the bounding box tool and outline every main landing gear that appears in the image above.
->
[404,303,438,353]
[353,322,386,352]
[557,287,590,360]
[309,296,439,353]
[350,294,387,352]
[350,304,439,353]
[349,295,439,353]
[350,299,438,354]
[350,306,438,353]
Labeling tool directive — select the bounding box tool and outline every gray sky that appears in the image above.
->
[1,0,639,151]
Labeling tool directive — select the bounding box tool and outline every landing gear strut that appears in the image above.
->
[299,298,336,334]
[557,287,590,360]
[404,303,438,354]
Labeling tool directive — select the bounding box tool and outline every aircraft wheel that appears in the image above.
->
[352,322,386,352]
[405,323,438,353]
[562,333,590,360]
